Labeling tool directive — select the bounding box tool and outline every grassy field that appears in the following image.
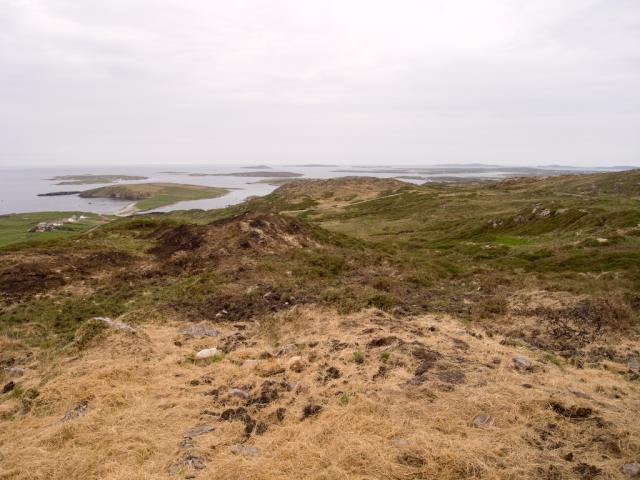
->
[79,182,230,211]
[48,174,148,185]
[0,212,110,248]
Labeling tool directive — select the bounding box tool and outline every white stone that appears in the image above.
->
[195,348,221,360]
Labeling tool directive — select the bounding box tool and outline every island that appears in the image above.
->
[37,191,82,196]
[189,171,302,178]
[250,178,312,186]
[78,182,230,212]
[47,174,148,185]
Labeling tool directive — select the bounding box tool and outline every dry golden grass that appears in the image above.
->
[1,307,639,479]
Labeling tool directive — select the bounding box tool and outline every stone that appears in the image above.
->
[93,317,133,331]
[228,388,250,400]
[183,425,214,438]
[62,400,89,422]
[622,463,640,477]
[230,445,259,457]
[513,356,532,369]
[472,412,493,428]
[276,343,298,356]
[180,324,219,337]
[391,437,409,448]
[628,358,640,374]
[168,454,205,474]
[287,356,304,372]
[195,348,221,360]
[3,366,26,377]
[397,452,426,467]
[243,359,258,368]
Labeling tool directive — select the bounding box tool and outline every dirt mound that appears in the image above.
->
[150,212,321,262]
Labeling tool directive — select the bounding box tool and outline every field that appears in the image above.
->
[0,171,639,479]
[79,183,230,211]
[0,212,110,248]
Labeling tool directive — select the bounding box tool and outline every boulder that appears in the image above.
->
[287,356,305,372]
[622,463,640,477]
[180,324,219,337]
[513,356,532,370]
[195,348,221,360]
[228,388,250,400]
[472,412,493,428]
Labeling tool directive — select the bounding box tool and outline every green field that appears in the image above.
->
[79,182,230,211]
[0,212,110,248]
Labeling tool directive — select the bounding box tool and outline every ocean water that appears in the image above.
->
[0,164,612,215]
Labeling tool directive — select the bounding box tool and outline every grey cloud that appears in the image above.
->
[0,0,638,166]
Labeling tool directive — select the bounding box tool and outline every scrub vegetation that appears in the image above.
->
[1,171,639,479]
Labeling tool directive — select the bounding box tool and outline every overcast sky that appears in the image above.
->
[1,0,638,167]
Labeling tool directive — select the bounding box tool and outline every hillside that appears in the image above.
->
[1,171,639,479]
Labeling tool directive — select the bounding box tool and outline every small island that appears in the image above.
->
[79,182,230,212]
[189,171,302,178]
[37,191,82,196]
[48,174,148,185]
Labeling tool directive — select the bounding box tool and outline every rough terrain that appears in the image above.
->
[1,172,639,479]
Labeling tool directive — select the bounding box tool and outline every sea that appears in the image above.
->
[0,164,627,216]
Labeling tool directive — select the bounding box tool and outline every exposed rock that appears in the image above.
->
[397,452,426,467]
[61,400,89,422]
[228,388,250,400]
[168,454,205,474]
[180,324,219,337]
[622,463,640,477]
[230,445,259,457]
[472,412,493,428]
[628,358,640,373]
[276,343,298,356]
[287,356,304,372]
[183,425,214,438]
[513,356,533,370]
[195,348,221,360]
[2,381,15,394]
[3,366,26,377]
[391,437,409,448]
[93,316,133,331]
[243,359,258,368]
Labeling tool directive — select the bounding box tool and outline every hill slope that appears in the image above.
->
[1,171,639,479]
